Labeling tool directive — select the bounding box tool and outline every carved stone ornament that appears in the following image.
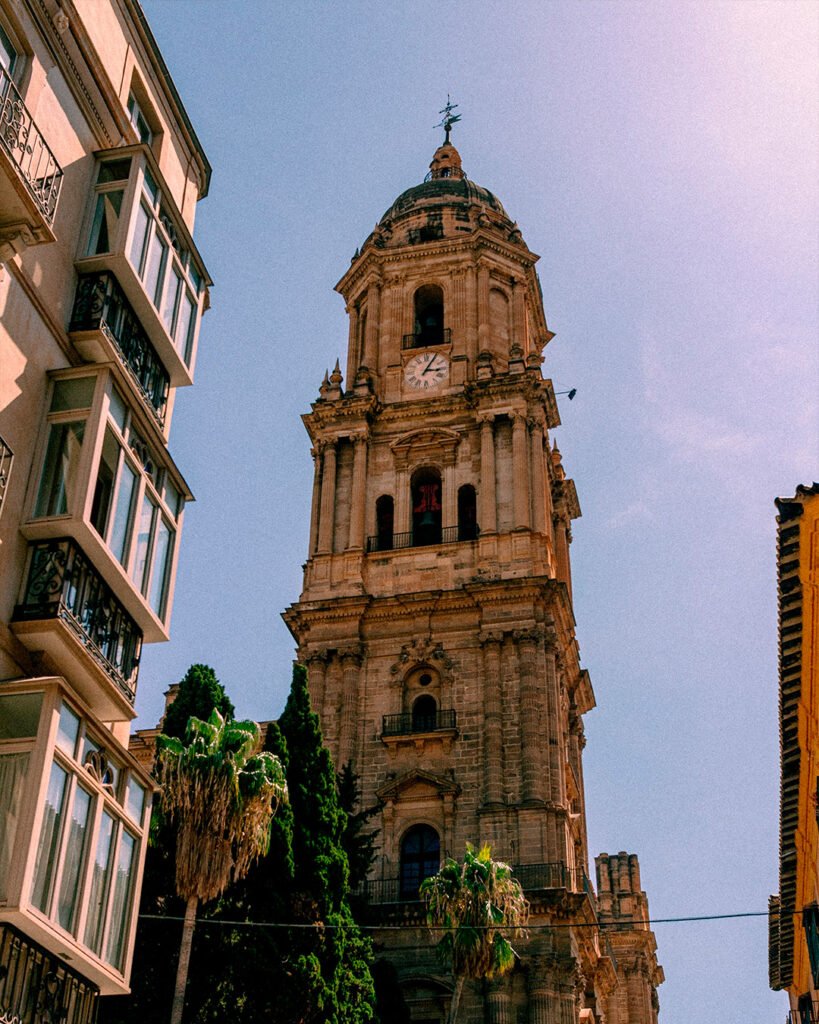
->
[389,638,454,676]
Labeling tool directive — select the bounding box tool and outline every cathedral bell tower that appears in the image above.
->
[283,120,662,1022]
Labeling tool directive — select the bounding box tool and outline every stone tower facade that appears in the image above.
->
[284,137,661,1022]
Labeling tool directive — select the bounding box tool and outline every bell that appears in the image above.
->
[418,510,436,529]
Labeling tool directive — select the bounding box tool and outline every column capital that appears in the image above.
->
[479,630,505,649]
[527,412,545,433]
[477,412,496,427]
[316,437,337,456]
[305,648,332,665]
[339,643,365,665]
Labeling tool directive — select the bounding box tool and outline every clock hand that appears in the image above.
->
[422,356,437,375]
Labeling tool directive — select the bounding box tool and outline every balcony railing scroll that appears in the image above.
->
[0,923,99,1024]
[70,271,170,425]
[382,709,456,737]
[402,327,452,350]
[367,523,479,553]
[0,66,63,224]
[0,433,11,520]
[14,538,142,703]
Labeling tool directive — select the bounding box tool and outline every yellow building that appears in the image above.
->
[0,1,210,1019]
[770,483,819,1021]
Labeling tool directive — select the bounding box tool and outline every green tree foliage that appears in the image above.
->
[336,761,379,892]
[162,664,234,741]
[420,843,529,1024]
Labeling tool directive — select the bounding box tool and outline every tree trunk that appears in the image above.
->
[448,975,465,1024]
[170,895,198,1024]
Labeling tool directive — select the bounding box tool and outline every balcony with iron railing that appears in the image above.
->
[382,709,456,737]
[0,65,63,241]
[12,538,142,718]
[402,327,452,350]
[788,1007,819,1024]
[69,271,170,427]
[367,523,479,553]
[0,923,99,1024]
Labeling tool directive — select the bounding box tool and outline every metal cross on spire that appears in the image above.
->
[435,95,461,144]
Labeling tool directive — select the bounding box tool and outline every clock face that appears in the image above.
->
[404,351,449,391]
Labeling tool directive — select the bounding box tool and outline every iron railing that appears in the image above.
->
[14,538,142,703]
[0,65,63,224]
[402,328,451,350]
[788,1008,819,1024]
[382,709,456,737]
[366,523,478,553]
[0,923,99,1024]
[0,434,11,520]
[355,861,583,906]
[70,272,170,425]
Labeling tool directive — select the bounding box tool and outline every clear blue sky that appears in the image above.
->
[137,2,818,1019]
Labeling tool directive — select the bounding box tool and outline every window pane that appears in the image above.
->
[128,201,151,275]
[84,811,115,953]
[175,290,195,361]
[162,267,182,335]
[31,761,69,912]
[143,229,167,307]
[125,779,146,825]
[108,388,127,432]
[91,427,120,538]
[86,190,124,256]
[142,167,158,205]
[0,752,29,900]
[0,692,42,739]
[110,460,137,566]
[34,421,85,517]
[98,159,131,185]
[131,494,155,591]
[163,477,181,518]
[56,702,80,757]
[56,786,92,933]
[51,377,96,412]
[105,831,136,969]
[148,517,172,616]
[0,24,16,74]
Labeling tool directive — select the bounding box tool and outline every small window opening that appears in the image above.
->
[375,494,394,551]
[128,92,153,145]
[419,673,432,687]
[0,24,18,75]
[412,694,437,733]
[412,468,442,546]
[457,484,478,541]
[400,824,440,900]
[413,285,444,347]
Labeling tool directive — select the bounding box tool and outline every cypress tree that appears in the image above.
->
[162,664,234,741]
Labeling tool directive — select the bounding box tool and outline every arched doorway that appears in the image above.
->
[457,484,477,541]
[375,494,394,551]
[400,824,441,899]
[412,694,438,732]
[413,285,444,347]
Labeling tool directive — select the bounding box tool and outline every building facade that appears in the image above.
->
[284,134,662,1022]
[0,1,210,1020]
[770,484,819,1022]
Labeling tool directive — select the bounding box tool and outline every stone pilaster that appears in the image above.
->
[480,414,497,534]
[517,628,545,803]
[363,278,381,372]
[317,440,337,554]
[347,435,368,550]
[336,645,364,768]
[529,416,548,536]
[511,412,530,530]
[465,261,478,369]
[477,261,490,353]
[308,447,322,555]
[306,649,330,716]
[481,632,504,806]
[346,303,359,382]
[486,977,513,1024]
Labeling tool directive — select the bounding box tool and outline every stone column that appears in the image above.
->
[347,435,368,550]
[317,440,337,554]
[346,303,359,382]
[543,632,565,809]
[336,646,363,768]
[481,633,504,806]
[479,415,497,534]
[477,262,490,353]
[363,279,381,372]
[465,262,478,370]
[527,963,557,1024]
[511,412,530,530]
[512,276,527,356]
[443,461,457,531]
[306,650,329,716]
[529,417,548,535]
[308,447,322,555]
[517,629,545,803]
[395,465,410,535]
[487,978,513,1024]
[553,512,572,600]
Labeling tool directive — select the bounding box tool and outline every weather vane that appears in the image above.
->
[435,95,461,144]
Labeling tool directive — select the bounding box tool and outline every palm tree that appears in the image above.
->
[155,708,288,1024]
[420,843,529,1024]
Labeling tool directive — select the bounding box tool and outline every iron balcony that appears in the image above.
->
[0,64,63,225]
[382,709,456,737]
[69,271,170,426]
[402,327,452,350]
[366,523,479,553]
[13,538,142,704]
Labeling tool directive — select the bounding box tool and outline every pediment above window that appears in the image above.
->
[390,427,461,470]
[377,767,461,804]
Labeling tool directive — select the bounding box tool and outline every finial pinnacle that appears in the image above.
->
[434,95,461,145]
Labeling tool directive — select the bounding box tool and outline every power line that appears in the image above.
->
[139,910,773,932]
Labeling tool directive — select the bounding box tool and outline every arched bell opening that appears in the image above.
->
[375,494,394,551]
[400,823,441,899]
[411,467,442,546]
[413,284,444,348]
[412,693,438,733]
[457,484,478,541]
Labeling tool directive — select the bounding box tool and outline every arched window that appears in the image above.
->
[375,494,394,551]
[412,468,442,546]
[400,824,440,899]
[412,694,437,732]
[457,484,477,541]
[413,285,444,347]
